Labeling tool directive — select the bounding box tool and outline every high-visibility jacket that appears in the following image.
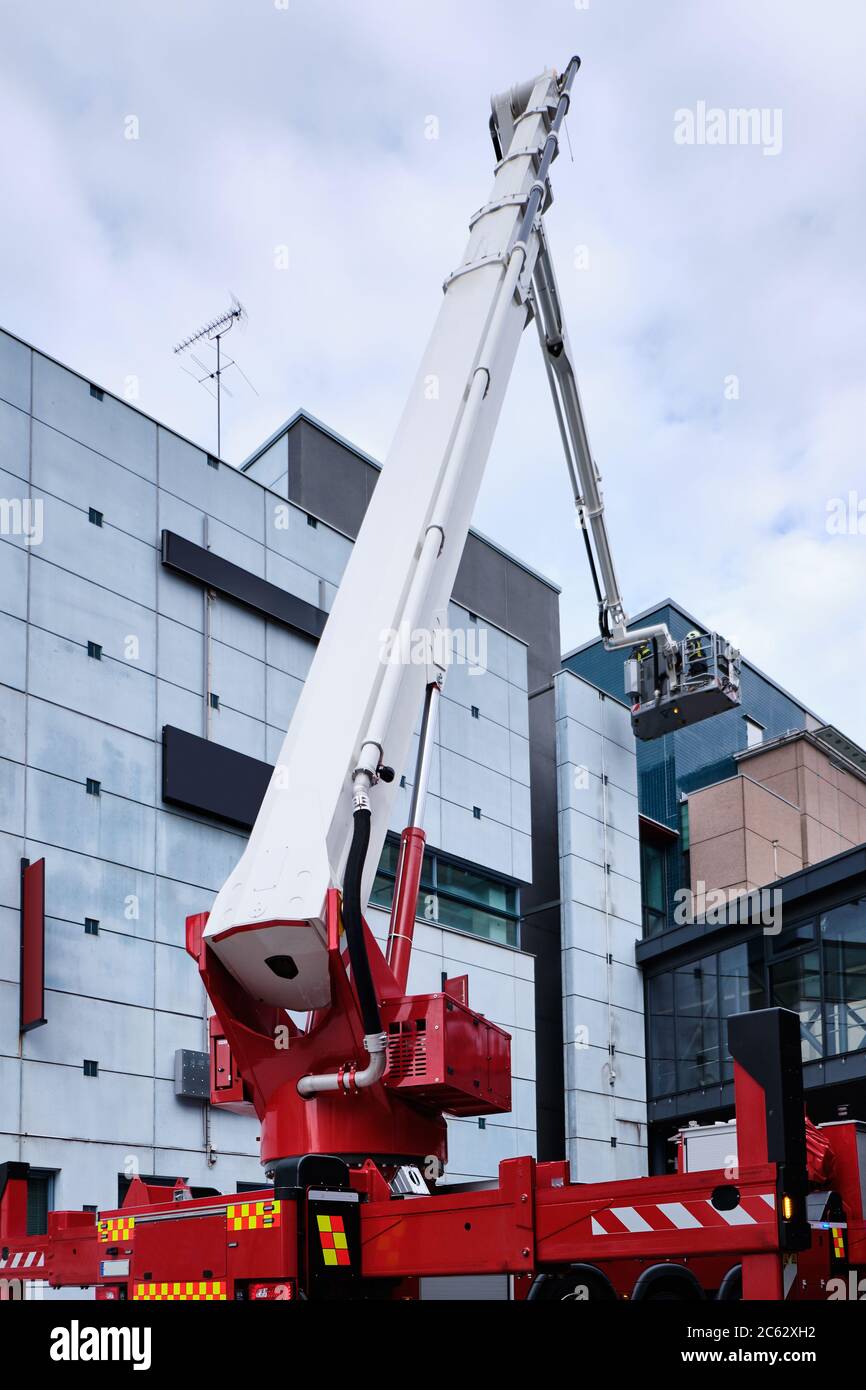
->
[686,631,705,662]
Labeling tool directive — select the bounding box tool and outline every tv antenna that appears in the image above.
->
[173,296,257,458]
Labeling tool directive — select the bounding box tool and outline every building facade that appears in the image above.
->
[0,326,564,1247]
[566,599,866,1170]
[638,844,866,1171]
[554,670,645,1181]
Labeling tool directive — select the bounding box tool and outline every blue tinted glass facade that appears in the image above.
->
[565,601,810,928]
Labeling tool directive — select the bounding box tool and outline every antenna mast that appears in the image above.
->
[173,297,249,458]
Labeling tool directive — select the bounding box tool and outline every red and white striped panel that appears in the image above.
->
[591,1193,775,1235]
[0,1250,46,1270]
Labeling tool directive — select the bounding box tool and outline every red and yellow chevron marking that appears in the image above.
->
[831,1227,846,1261]
[316,1213,350,1267]
[97,1216,135,1244]
[133,1280,227,1301]
[225,1199,281,1233]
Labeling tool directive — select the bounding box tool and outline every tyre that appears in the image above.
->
[529,1268,616,1302]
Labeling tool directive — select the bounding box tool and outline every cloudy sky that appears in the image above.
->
[2,0,864,740]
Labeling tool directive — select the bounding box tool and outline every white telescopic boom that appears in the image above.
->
[204,61,580,1009]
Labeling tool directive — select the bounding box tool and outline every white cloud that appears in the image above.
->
[1,0,864,740]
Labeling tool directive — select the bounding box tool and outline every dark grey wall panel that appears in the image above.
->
[162,725,270,829]
[161,529,327,640]
[288,417,378,538]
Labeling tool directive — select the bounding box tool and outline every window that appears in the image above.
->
[472,806,481,820]
[306,514,318,528]
[647,973,676,1097]
[770,949,822,1062]
[648,941,765,1098]
[89,384,104,401]
[745,717,765,748]
[471,706,480,720]
[207,454,220,470]
[640,839,667,936]
[769,918,816,955]
[436,858,518,945]
[88,507,103,527]
[84,918,99,935]
[86,778,101,796]
[371,837,519,947]
[678,799,691,891]
[209,692,220,709]
[87,641,102,660]
[83,1059,99,1077]
[718,942,763,1079]
[675,956,720,1089]
[821,898,866,1058]
[370,838,437,921]
[26,1171,55,1235]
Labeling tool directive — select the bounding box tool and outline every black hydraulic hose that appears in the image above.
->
[343,807,382,1036]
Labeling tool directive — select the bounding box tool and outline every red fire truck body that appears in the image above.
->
[3,1003,863,1303]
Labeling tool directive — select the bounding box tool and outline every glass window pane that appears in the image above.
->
[376,839,400,878]
[678,801,690,853]
[369,872,395,912]
[769,918,816,955]
[435,894,516,946]
[647,973,676,1097]
[822,899,866,1057]
[641,840,667,937]
[719,942,764,1079]
[821,899,866,945]
[436,860,516,914]
[675,957,720,1090]
[371,845,517,946]
[770,950,822,1062]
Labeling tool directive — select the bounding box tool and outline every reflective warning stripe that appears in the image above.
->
[0,1250,45,1269]
[831,1226,847,1261]
[225,1199,281,1232]
[591,1193,777,1236]
[98,1216,135,1244]
[133,1280,227,1301]
[316,1213,350,1267]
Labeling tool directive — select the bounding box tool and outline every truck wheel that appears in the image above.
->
[716,1266,742,1301]
[631,1265,705,1302]
[528,1268,616,1302]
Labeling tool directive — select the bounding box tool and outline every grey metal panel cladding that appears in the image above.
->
[160,530,327,640]
[289,417,377,538]
[454,534,510,633]
[162,725,270,829]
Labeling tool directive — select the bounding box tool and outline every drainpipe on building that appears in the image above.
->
[203,516,215,739]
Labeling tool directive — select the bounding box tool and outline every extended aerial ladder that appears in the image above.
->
[202,56,741,1138]
[1,60,768,1304]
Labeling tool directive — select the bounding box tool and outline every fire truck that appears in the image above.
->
[2,1006,864,1302]
[1,58,838,1304]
